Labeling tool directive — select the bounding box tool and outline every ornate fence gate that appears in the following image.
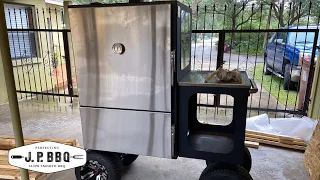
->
[4,5,77,103]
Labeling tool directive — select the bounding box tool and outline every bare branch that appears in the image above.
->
[272,4,280,21]
[289,13,303,25]
[191,0,201,13]
[235,8,261,29]
[205,10,233,18]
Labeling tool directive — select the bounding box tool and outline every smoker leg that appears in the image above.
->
[75,150,123,180]
[205,146,252,172]
[119,154,139,166]
[199,163,253,180]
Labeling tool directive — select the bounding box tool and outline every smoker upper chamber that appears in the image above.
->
[69,3,172,112]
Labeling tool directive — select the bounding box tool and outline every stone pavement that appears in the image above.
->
[0,99,309,180]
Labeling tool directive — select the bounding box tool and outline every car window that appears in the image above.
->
[268,32,287,44]
[280,32,288,43]
[268,33,276,43]
[289,32,320,45]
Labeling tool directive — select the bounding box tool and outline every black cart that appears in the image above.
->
[68,1,258,179]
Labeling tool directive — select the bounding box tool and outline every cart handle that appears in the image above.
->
[249,79,258,93]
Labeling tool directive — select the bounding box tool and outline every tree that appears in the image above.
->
[263,0,320,27]
[213,0,261,31]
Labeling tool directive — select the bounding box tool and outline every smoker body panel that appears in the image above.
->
[69,4,171,112]
[80,107,172,158]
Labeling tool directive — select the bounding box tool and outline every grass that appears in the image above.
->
[249,64,299,108]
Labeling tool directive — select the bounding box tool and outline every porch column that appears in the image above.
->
[0,0,29,179]
[308,55,320,119]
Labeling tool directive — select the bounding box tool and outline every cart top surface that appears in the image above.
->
[179,71,252,89]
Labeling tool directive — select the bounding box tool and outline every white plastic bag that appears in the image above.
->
[246,113,318,143]
[246,114,276,133]
[269,116,318,142]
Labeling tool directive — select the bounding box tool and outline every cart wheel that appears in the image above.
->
[206,146,252,172]
[242,146,252,172]
[75,150,123,180]
[200,163,253,180]
[119,154,139,166]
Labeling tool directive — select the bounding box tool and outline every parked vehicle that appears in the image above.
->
[264,24,319,90]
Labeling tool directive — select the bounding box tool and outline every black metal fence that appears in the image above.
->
[3,1,319,118]
[190,1,318,118]
[4,4,77,103]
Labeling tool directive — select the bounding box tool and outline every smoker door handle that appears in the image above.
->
[171,59,174,86]
[249,79,258,93]
[171,51,176,86]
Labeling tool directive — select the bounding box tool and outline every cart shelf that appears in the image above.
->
[188,131,234,154]
[178,71,252,89]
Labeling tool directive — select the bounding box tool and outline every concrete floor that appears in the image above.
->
[0,100,309,180]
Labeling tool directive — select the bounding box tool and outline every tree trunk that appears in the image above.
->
[263,0,274,49]
[231,17,236,42]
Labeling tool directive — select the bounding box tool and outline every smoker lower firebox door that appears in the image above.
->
[80,107,172,158]
[69,4,172,112]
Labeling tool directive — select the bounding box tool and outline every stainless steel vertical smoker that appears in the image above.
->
[69,1,258,180]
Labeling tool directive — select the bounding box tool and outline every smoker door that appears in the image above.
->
[69,4,172,112]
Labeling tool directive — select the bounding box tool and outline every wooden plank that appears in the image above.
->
[0,156,7,161]
[278,139,302,145]
[0,136,79,180]
[29,171,43,180]
[0,136,76,144]
[245,132,307,147]
[246,129,305,143]
[245,141,259,149]
[245,137,306,151]
[0,150,8,156]
[36,173,52,180]
[246,133,279,142]
[278,136,304,143]
[0,160,17,170]
[0,139,74,150]
[0,169,20,179]
[74,140,80,147]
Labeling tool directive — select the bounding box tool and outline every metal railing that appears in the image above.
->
[5,6,77,103]
[4,1,319,118]
[190,1,319,118]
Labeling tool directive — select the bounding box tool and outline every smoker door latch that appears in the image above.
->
[171,50,176,86]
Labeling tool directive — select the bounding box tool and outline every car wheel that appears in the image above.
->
[206,146,252,172]
[75,151,123,180]
[200,163,253,180]
[284,64,295,90]
[263,61,272,75]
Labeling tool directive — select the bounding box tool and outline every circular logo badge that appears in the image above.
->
[112,43,125,55]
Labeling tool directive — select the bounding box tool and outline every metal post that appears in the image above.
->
[308,48,320,119]
[303,31,319,114]
[0,1,29,179]
[214,32,225,107]
[62,31,73,103]
[216,32,225,69]
[64,0,75,103]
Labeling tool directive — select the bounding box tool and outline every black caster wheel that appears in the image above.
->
[206,146,252,172]
[75,150,123,180]
[119,154,139,166]
[200,163,253,180]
